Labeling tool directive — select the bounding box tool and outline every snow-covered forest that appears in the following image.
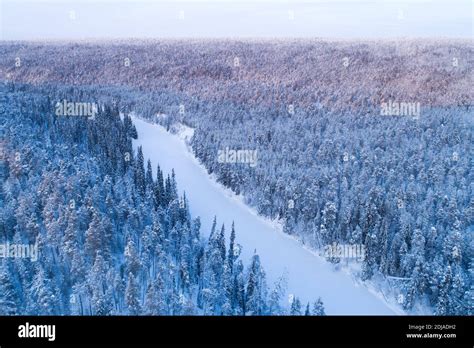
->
[0,40,472,315]
[0,83,324,315]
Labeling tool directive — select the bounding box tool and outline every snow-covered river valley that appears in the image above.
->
[132,117,400,315]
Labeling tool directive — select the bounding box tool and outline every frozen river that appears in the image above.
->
[132,116,399,315]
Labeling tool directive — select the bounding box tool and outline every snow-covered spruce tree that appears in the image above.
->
[312,297,326,316]
[290,297,302,315]
[0,265,19,315]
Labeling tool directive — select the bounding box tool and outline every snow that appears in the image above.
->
[132,116,402,315]
[155,112,168,122]
[168,122,195,143]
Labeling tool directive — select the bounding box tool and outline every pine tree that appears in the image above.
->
[62,206,79,261]
[125,273,141,315]
[85,209,105,259]
[435,265,452,315]
[312,297,325,316]
[222,263,234,315]
[91,283,114,315]
[290,297,302,315]
[89,253,113,315]
[154,164,165,207]
[0,266,19,315]
[449,265,466,315]
[217,224,226,262]
[209,216,217,240]
[30,266,58,315]
[404,259,425,310]
[144,281,162,315]
[234,260,246,315]
[124,238,141,276]
[267,275,287,315]
[245,252,266,315]
[145,159,154,191]
[463,259,474,316]
[134,146,146,196]
[228,221,236,270]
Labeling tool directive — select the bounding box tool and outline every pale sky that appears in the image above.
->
[0,0,472,40]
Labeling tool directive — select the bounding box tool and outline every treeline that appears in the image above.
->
[0,40,472,112]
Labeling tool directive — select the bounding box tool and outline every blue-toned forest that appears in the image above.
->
[0,40,472,315]
[1,84,321,315]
